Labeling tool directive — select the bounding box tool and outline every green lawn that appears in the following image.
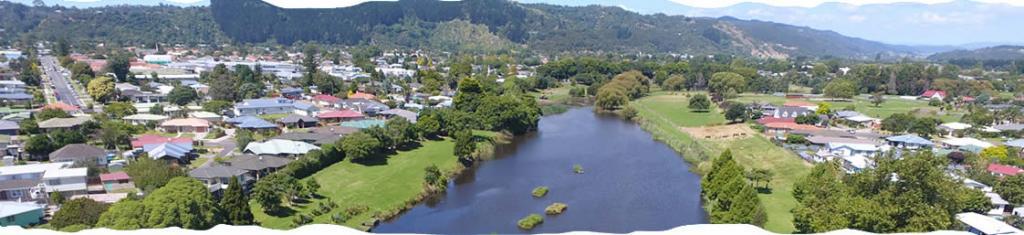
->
[633,92,726,127]
[632,93,810,233]
[252,138,463,230]
[732,93,963,122]
[258,113,290,121]
[189,157,209,169]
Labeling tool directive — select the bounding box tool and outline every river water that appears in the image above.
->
[374,108,707,234]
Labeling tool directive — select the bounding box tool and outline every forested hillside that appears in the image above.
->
[0,0,918,58]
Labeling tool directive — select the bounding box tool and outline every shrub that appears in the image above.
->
[620,105,638,120]
[785,135,808,145]
[545,203,568,215]
[573,164,584,174]
[331,213,346,224]
[292,213,313,226]
[59,224,90,232]
[532,186,549,198]
[517,214,544,230]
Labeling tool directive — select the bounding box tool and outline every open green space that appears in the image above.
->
[732,93,964,122]
[252,138,463,230]
[632,93,810,233]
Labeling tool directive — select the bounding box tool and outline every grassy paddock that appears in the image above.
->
[733,93,963,122]
[632,93,810,233]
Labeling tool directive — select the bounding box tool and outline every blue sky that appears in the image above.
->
[15,0,1024,46]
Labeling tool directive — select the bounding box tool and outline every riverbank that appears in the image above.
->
[251,132,500,231]
[631,92,811,233]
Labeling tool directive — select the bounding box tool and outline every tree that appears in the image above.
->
[881,113,915,133]
[100,121,134,149]
[454,77,484,112]
[302,179,320,199]
[202,100,234,114]
[871,92,885,107]
[251,173,300,213]
[980,146,1009,161]
[688,94,711,112]
[301,44,320,86]
[453,129,476,162]
[124,157,185,193]
[663,74,687,91]
[96,200,147,230]
[220,176,253,225]
[140,177,222,229]
[795,114,820,125]
[24,134,56,157]
[724,104,747,123]
[87,76,115,103]
[104,102,137,119]
[167,86,199,106]
[235,129,254,152]
[816,102,832,116]
[340,132,381,161]
[416,113,442,138]
[823,79,858,99]
[37,107,71,121]
[595,84,627,110]
[150,104,165,115]
[50,198,110,229]
[424,165,443,186]
[50,191,65,205]
[106,53,131,82]
[385,118,417,149]
[19,119,39,135]
[996,174,1024,205]
[709,72,746,97]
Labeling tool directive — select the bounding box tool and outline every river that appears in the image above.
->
[374,108,707,234]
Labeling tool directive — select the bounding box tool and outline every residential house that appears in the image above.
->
[233,98,319,117]
[1005,139,1024,150]
[349,92,376,100]
[189,164,251,194]
[188,111,223,123]
[318,109,364,123]
[955,212,1024,235]
[763,122,820,138]
[280,87,303,99]
[942,137,993,152]
[122,113,169,126]
[226,116,279,132]
[144,142,195,165]
[340,98,389,115]
[277,114,318,128]
[0,162,88,201]
[98,172,133,193]
[993,124,1024,133]
[224,155,293,180]
[771,106,813,119]
[920,90,947,101]
[41,102,81,115]
[37,116,91,132]
[988,164,1023,178]
[0,120,18,135]
[243,139,320,156]
[312,94,343,108]
[121,90,167,104]
[843,115,880,127]
[49,144,107,166]
[159,118,211,133]
[310,126,360,136]
[985,192,1014,217]
[130,134,192,149]
[0,201,44,227]
[886,134,935,150]
[380,109,417,123]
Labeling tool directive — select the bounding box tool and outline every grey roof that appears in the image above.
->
[1006,139,1024,148]
[189,164,247,179]
[224,155,293,171]
[272,132,341,145]
[993,124,1024,132]
[280,87,303,94]
[835,110,862,118]
[37,116,91,129]
[310,126,360,136]
[277,114,318,124]
[806,136,881,145]
[49,144,106,162]
[0,120,17,130]
[380,109,417,123]
[341,98,389,113]
[788,129,857,138]
[0,93,32,100]
[227,116,278,129]
[885,134,935,146]
[0,179,40,190]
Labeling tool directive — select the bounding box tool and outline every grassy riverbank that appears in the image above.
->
[252,132,497,230]
[632,92,810,233]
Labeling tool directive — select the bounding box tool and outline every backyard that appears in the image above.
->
[251,138,464,230]
[632,92,810,233]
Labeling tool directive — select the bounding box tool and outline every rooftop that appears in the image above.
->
[189,164,247,179]
[37,116,91,129]
[0,201,43,218]
[244,139,320,155]
[99,172,131,182]
[160,118,211,127]
[49,144,106,162]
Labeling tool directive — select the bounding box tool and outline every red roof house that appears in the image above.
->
[349,92,376,100]
[317,109,365,122]
[920,90,947,100]
[757,117,796,125]
[131,134,192,148]
[988,163,1023,177]
[313,94,342,106]
[42,102,80,112]
[99,172,131,183]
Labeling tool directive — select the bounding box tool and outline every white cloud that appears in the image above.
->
[667,0,1024,8]
[847,14,866,22]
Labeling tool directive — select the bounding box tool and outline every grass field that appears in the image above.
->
[252,138,463,230]
[632,92,810,233]
[733,93,963,122]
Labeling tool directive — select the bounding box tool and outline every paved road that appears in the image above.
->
[40,56,85,108]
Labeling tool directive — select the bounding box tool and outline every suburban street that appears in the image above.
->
[39,55,87,109]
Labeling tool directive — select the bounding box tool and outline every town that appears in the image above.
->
[0,0,1023,235]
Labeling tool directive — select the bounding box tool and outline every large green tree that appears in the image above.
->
[167,86,199,106]
[50,198,110,229]
[142,177,222,229]
[823,79,858,99]
[124,157,185,193]
[996,174,1024,205]
[87,76,115,103]
[340,132,381,161]
[220,176,253,225]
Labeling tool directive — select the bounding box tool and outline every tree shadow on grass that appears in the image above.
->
[756,187,773,194]
[266,207,298,217]
[352,155,390,166]
[395,142,424,152]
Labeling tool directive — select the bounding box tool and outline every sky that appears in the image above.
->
[16,0,1024,46]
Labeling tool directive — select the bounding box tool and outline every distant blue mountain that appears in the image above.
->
[7,0,208,8]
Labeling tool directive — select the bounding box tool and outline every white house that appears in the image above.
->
[0,162,87,201]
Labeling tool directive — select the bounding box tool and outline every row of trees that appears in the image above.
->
[595,71,651,110]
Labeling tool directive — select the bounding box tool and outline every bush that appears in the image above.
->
[292,213,313,226]
[688,94,711,112]
[620,105,638,120]
[532,186,549,198]
[573,164,584,174]
[59,224,90,232]
[545,203,568,215]
[517,214,544,230]
[785,135,808,144]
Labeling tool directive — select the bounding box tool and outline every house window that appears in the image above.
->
[5,216,14,223]
[10,190,22,198]
[48,179,61,185]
